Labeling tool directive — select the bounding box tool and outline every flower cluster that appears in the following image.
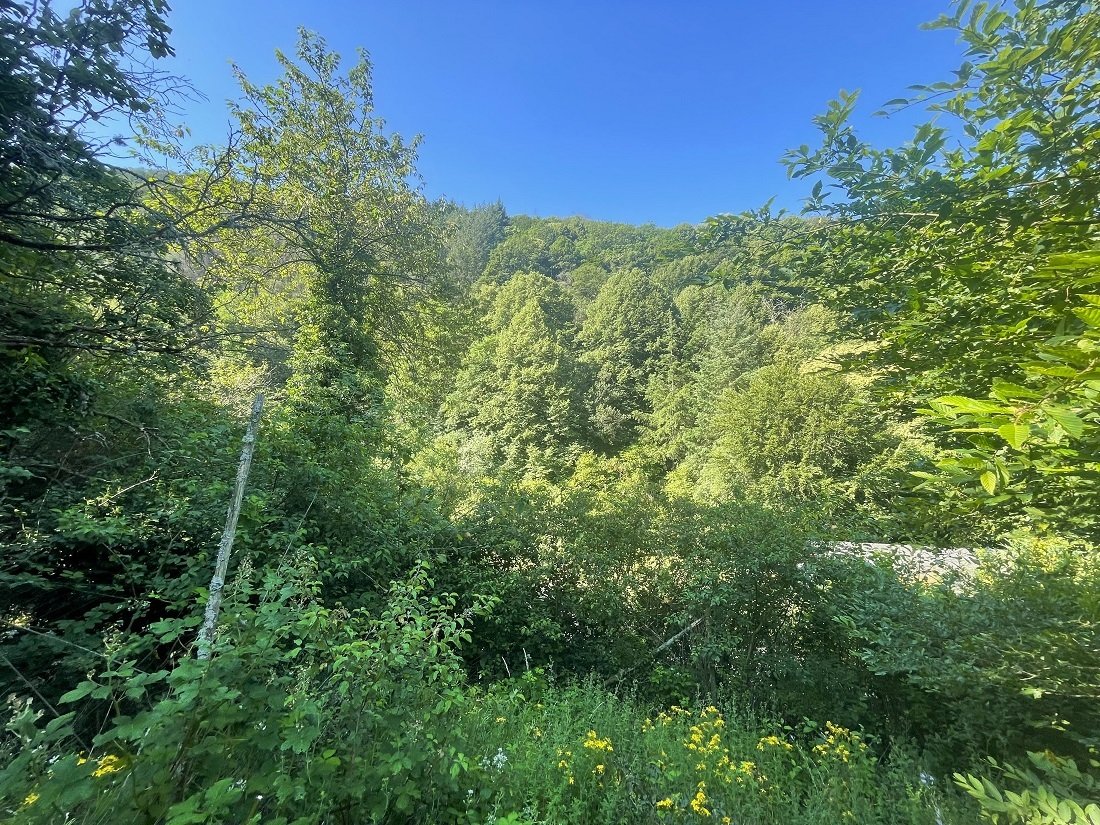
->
[92,754,125,778]
[647,706,770,821]
[690,782,711,816]
[480,748,508,772]
[756,734,793,752]
[20,752,128,810]
[582,730,613,753]
[556,748,575,785]
[648,705,694,730]
[812,722,868,764]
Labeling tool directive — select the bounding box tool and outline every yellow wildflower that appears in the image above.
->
[757,734,793,751]
[690,786,711,817]
[93,754,124,778]
[495,716,506,724]
[583,730,613,752]
[21,792,39,808]
[594,764,605,775]
[656,798,674,811]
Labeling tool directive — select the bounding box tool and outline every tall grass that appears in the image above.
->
[453,675,972,824]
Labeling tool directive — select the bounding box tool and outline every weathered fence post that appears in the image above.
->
[197,393,264,660]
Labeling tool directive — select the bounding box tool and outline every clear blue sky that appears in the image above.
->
[159,1,965,226]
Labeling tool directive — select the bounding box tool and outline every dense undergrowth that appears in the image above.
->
[2,0,1099,822]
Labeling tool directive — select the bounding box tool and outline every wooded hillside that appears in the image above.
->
[1,1,1097,823]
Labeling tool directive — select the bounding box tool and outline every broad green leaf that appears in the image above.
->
[59,682,96,704]
[1073,306,1100,327]
[997,423,1029,450]
[1045,251,1100,270]
[980,470,997,495]
[1046,408,1085,438]
[991,379,1041,400]
[1024,363,1078,378]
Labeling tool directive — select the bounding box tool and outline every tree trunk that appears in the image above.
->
[197,394,264,659]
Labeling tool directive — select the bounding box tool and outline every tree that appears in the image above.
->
[442,277,583,479]
[487,271,577,334]
[0,0,174,253]
[175,30,442,417]
[579,268,680,450]
[781,3,1100,811]
[643,284,774,468]
[437,200,507,286]
[785,0,1100,538]
[697,363,881,506]
[0,0,250,715]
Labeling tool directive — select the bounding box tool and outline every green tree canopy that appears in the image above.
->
[444,297,583,478]
[785,0,1100,537]
[579,268,681,450]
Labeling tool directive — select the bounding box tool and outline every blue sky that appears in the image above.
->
[159,1,966,226]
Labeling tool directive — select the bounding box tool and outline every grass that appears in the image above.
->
[453,675,974,824]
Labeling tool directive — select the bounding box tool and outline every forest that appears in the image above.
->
[0,0,1098,822]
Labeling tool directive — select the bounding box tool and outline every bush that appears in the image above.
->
[0,560,493,824]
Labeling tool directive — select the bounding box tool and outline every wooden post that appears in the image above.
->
[197,393,264,660]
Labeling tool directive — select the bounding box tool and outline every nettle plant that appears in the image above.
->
[0,558,496,825]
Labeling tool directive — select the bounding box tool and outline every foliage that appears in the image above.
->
[451,678,965,825]
[835,530,1100,762]
[442,290,584,479]
[0,0,174,252]
[163,29,442,419]
[438,200,509,287]
[0,19,449,729]
[693,363,882,507]
[0,561,494,824]
[3,2,1100,824]
[785,0,1100,537]
[579,268,681,450]
[956,750,1100,825]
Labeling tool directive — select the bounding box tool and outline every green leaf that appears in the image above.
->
[1046,408,1085,438]
[1046,251,1100,270]
[997,423,1029,450]
[934,395,1009,414]
[1073,307,1100,327]
[59,682,95,704]
[980,470,998,495]
[991,379,1041,400]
